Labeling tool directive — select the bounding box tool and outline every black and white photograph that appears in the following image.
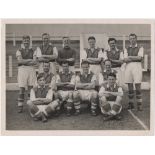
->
[1,20,154,135]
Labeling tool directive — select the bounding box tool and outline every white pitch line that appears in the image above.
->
[128,110,149,130]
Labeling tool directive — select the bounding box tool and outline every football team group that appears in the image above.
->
[16,33,144,122]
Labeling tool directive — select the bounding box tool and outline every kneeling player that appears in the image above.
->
[54,61,76,116]
[99,72,123,121]
[73,61,98,116]
[27,74,60,122]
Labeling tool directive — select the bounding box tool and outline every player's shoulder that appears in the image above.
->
[58,71,63,75]
[18,47,24,52]
[45,85,50,90]
[112,69,117,74]
[138,44,143,49]
[96,47,101,51]
[49,72,54,78]
[33,86,38,92]
[48,42,55,48]
[70,71,75,75]
[31,46,37,51]
[89,71,95,76]
[102,83,108,88]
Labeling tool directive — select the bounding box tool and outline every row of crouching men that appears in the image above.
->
[22,60,123,123]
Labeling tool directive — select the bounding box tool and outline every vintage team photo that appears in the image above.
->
[2,20,153,134]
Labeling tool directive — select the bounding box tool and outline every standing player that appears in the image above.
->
[99,72,123,121]
[36,33,58,74]
[81,36,107,75]
[106,38,124,87]
[57,37,76,72]
[73,61,98,116]
[124,34,144,111]
[54,61,76,116]
[27,73,60,122]
[16,35,37,113]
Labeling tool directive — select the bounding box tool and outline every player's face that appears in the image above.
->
[129,35,137,46]
[108,76,116,86]
[38,77,45,86]
[43,63,50,73]
[105,61,111,71]
[109,40,116,49]
[62,63,69,73]
[82,63,89,74]
[63,37,70,48]
[43,34,50,45]
[23,38,30,48]
[88,39,96,48]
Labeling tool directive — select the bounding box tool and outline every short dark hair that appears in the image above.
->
[108,72,116,78]
[81,60,89,66]
[104,59,112,64]
[62,36,69,40]
[43,62,50,66]
[88,36,96,41]
[62,61,69,65]
[129,33,137,39]
[37,73,45,81]
[23,35,30,40]
[42,33,50,38]
[108,38,117,43]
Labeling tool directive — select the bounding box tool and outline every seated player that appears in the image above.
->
[99,72,123,121]
[54,61,76,116]
[73,61,98,116]
[27,73,60,123]
[16,35,37,113]
[98,59,118,86]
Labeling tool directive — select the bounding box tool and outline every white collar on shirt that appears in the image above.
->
[81,69,91,75]
[61,70,71,74]
[88,47,98,51]
[107,46,119,52]
[21,44,32,49]
[103,69,115,73]
[37,85,46,88]
[107,83,117,88]
[129,44,138,48]
[43,42,52,46]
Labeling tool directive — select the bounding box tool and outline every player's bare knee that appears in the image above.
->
[73,91,80,100]
[68,91,73,99]
[91,91,98,99]
[51,100,60,109]
[116,96,122,103]
[27,100,33,106]
[101,102,111,112]
[45,106,53,116]
[112,104,121,113]
[100,96,106,102]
